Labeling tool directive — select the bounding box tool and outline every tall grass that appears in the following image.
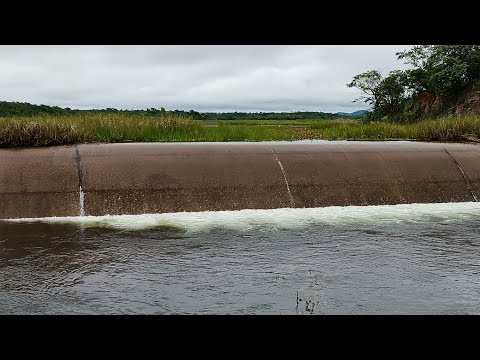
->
[0,113,299,146]
[217,119,315,126]
[1,113,480,147]
[310,116,480,142]
[0,113,199,146]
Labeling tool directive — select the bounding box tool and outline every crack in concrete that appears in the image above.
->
[267,146,295,207]
[444,147,478,202]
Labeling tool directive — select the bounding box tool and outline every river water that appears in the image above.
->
[1,202,480,314]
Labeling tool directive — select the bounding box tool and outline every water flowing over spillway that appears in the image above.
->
[3,141,480,314]
[2,202,480,314]
[1,141,480,219]
[8,202,480,232]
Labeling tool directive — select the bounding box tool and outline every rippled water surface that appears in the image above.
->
[2,202,480,314]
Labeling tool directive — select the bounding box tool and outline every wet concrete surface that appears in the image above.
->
[1,141,479,218]
[0,147,79,218]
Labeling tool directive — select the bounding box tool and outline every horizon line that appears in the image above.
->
[0,100,369,114]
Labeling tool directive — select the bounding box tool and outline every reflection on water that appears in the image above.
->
[1,203,480,314]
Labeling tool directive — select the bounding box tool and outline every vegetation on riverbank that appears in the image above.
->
[348,45,480,122]
[1,113,480,147]
[3,45,480,147]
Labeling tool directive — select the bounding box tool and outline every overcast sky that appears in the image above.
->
[0,45,412,113]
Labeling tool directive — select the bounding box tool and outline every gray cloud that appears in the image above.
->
[0,45,411,112]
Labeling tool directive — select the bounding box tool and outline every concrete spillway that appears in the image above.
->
[1,141,479,219]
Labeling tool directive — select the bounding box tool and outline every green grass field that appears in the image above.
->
[1,113,480,147]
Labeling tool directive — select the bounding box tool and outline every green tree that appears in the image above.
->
[396,45,433,67]
[347,70,407,118]
[347,70,383,107]
[375,70,407,110]
[427,45,480,96]
[348,45,480,121]
[397,45,480,96]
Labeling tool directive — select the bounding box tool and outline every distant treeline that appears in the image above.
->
[185,111,338,120]
[0,101,71,116]
[0,101,339,120]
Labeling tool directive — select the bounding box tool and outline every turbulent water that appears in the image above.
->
[2,202,480,314]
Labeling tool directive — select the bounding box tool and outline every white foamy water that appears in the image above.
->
[79,185,85,217]
[5,202,480,232]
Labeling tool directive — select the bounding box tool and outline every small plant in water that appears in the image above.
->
[305,299,318,314]
[295,270,325,314]
[296,292,319,314]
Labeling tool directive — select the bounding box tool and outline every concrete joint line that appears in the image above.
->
[443,147,478,202]
[267,146,295,207]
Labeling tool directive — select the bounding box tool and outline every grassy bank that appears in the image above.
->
[1,113,480,147]
[311,116,480,141]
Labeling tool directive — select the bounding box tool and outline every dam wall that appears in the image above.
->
[1,141,479,218]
